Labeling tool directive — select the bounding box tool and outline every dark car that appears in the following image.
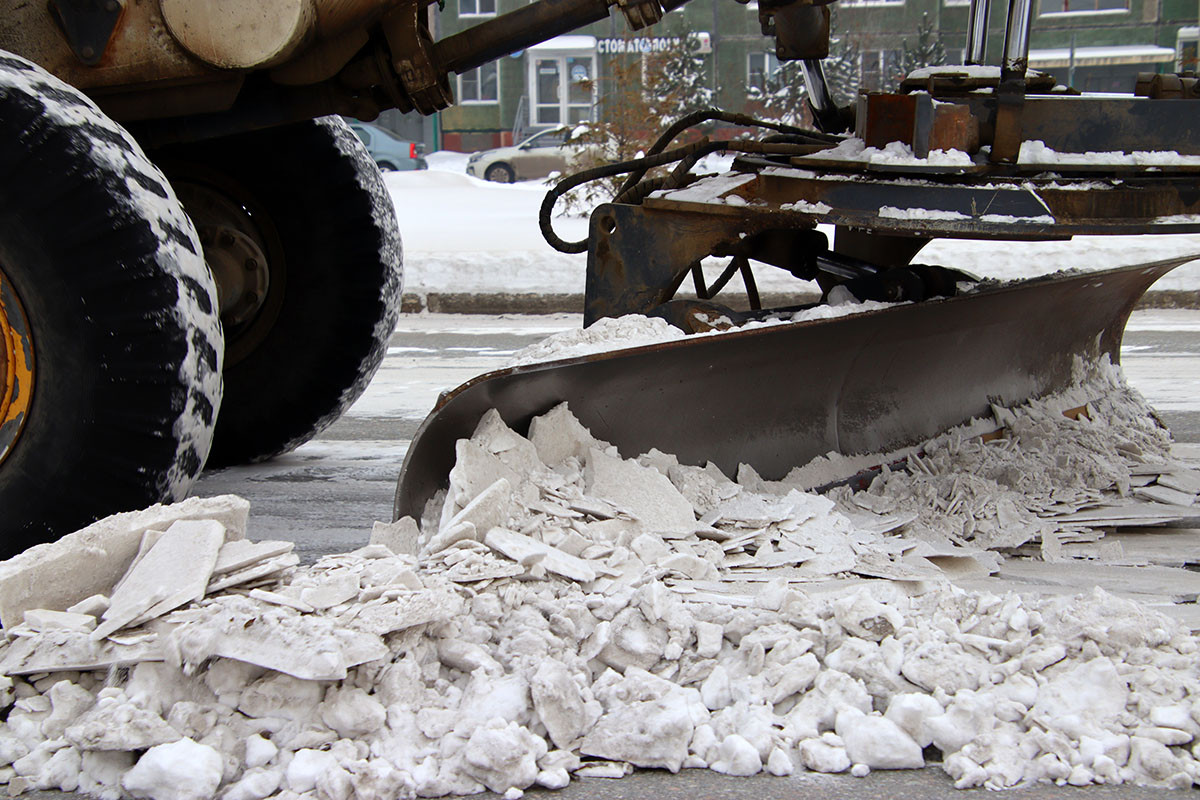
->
[344,119,428,171]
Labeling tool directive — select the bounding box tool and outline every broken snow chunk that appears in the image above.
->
[23,609,97,633]
[91,519,225,640]
[661,552,718,581]
[242,734,277,769]
[484,527,600,583]
[221,768,281,800]
[472,408,545,475]
[595,608,669,672]
[66,594,109,617]
[834,708,924,769]
[0,495,248,629]
[370,516,420,556]
[65,691,181,751]
[901,640,986,694]
[798,733,851,773]
[211,539,295,576]
[528,403,605,467]
[695,621,724,658]
[832,590,904,642]
[637,448,679,476]
[444,478,514,540]
[299,573,361,610]
[586,449,697,538]
[667,462,741,515]
[580,670,699,772]
[122,739,223,800]
[205,553,299,594]
[345,585,463,637]
[285,748,340,793]
[423,520,479,557]
[765,747,794,776]
[319,686,386,738]
[709,734,762,776]
[0,630,163,676]
[884,693,944,749]
[246,588,313,613]
[462,718,547,793]
[171,597,387,680]
[442,440,531,530]
[42,680,96,739]
[531,660,600,749]
[1029,657,1128,727]
[236,672,323,722]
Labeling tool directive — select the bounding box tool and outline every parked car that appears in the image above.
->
[343,119,427,171]
[466,127,600,183]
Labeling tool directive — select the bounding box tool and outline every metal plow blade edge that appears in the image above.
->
[394,255,1196,522]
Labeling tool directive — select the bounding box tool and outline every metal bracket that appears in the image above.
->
[614,0,666,29]
[381,4,453,116]
[49,0,125,66]
[759,2,829,61]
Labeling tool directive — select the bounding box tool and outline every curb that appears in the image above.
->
[401,290,1200,315]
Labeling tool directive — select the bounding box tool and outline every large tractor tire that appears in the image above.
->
[155,117,403,467]
[0,53,223,552]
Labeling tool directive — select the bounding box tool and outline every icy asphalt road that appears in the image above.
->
[24,309,1196,800]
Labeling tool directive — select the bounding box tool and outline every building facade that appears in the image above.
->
[427,0,1200,151]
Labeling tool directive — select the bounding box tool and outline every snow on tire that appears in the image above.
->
[0,51,223,552]
[156,116,403,467]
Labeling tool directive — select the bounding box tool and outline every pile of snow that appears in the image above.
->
[1,366,1200,797]
[1020,140,1200,168]
[801,138,975,168]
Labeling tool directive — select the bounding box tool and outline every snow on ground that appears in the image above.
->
[3,364,1200,797]
[391,152,1200,296]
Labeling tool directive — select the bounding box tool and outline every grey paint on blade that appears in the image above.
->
[393,256,1195,521]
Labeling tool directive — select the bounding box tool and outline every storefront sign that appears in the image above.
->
[596,32,711,55]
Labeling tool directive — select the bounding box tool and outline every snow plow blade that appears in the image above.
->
[394,256,1191,521]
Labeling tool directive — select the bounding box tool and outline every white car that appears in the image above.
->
[466,127,597,183]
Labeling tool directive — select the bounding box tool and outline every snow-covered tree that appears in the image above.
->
[748,15,861,126]
[900,13,947,77]
[644,32,715,122]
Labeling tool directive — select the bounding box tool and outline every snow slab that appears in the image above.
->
[0,495,248,629]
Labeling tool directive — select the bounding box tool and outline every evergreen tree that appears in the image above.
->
[644,32,715,122]
[900,13,947,77]
[747,14,861,126]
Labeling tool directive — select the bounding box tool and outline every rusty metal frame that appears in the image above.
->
[583,155,1200,323]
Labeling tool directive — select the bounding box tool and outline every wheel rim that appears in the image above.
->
[174,177,286,368]
[0,264,34,468]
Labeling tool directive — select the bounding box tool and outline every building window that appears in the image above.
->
[1179,27,1199,71]
[459,0,496,16]
[1039,0,1126,13]
[859,49,901,92]
[748,51,780,90]
[460,62,499,103]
